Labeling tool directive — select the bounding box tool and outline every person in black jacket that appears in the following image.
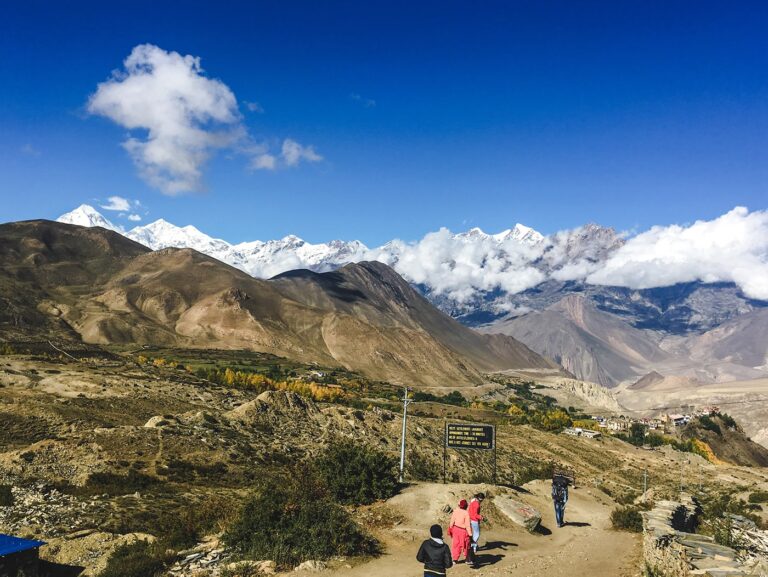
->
[416,524,453,577]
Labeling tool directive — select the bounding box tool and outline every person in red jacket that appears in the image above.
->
[468,492,485,564]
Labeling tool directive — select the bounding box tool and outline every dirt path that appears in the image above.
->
[310,481,641,577]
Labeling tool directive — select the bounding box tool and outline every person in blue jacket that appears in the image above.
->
[552,475,569,528]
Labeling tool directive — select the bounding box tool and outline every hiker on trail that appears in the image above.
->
[448,498,472,564]
[551,475,569,528]
[468,492,485,558]
[417,524,453,577]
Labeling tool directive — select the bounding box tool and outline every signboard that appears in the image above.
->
[446,423,495,450]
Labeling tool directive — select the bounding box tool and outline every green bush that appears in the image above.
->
[98,540,173,577]
[611,506,644,532]
[315,443,399,505]
[698,415,722,436]
[59,470,163,497]
[0,485,13,506]
[224,468,379,568]
[719,413,737,430]
[748,491,768,504]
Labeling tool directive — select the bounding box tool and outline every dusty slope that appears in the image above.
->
[0,220,557,387]
[481,295,670,387]
[483,294,768,388]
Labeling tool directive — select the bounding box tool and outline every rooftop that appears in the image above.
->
[0,534,46,557]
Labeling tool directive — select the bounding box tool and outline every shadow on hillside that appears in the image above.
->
[40,560,85,577]
[499,483,532,495]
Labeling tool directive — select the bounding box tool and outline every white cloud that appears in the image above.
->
[88,44,323,190]
[251,153,277,171]
[585,207,768,300]
[281,138,322,166]
[99,195,132,211]
[244,101,264,113]
[128,214,142,222]
[368,228,546,304]
[87,44,242,195]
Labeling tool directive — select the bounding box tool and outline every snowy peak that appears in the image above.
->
[127,219,231,254]
[56,204,122,232]
[455,223,544,245]
[493,223,545,244]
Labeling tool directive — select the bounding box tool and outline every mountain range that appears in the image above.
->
[56,205,768,387]
[0,219,557,387]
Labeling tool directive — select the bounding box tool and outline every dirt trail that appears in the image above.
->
[313,481,641,577]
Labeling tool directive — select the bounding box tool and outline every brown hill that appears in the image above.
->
[681,415,768,467]
[480,295,671,387]
[0,220,558,387]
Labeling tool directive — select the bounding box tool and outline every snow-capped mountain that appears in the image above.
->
[455,223,545,245]
[128,219,231,256]
[56,204,123,233]
[56,205,372,279]
[55,205,766,337]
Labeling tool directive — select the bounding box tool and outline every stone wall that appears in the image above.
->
[642,494,767,577]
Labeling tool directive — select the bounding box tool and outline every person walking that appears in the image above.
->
[551,475,569,528]
[416,524,453,577]
[468,492,485,562]
[448,499,472,564]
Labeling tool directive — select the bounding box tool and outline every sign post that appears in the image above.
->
[444,423,496,484]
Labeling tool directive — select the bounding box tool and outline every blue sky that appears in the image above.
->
[1,0,767,245]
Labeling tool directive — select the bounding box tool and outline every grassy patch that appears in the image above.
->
[611,506,644,532]
[98,539,173,577]
[315,442,399,505]
[224,466,379,568]
[0,485,13,507]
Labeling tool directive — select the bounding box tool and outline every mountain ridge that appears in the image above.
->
[0,219,558,387]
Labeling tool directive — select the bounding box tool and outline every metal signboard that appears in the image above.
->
[446,423,495,450]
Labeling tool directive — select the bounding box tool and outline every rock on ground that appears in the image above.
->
[493,494,542,532]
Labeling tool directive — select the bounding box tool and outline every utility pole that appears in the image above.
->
[399,386,412,483]
[680,458,687,496]
[643,467,648,501]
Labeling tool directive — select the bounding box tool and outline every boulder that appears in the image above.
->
[493,495,541,532]
[295,559,327,572]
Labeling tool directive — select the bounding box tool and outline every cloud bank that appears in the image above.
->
[88,44,322,194]
[586,206,768,300]
[368,207,768,303]
[370,228,547,303]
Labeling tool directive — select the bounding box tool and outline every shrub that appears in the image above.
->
[224,468,379,568]
[315,443,399,505]
[59,470,163,497]
[0,485,13,506]
[514,461,555,486]
[611,506,644,532]
[748,491,768,504]
[720,413,737,430]
[98,540,173,577]
[698,415,722,436]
